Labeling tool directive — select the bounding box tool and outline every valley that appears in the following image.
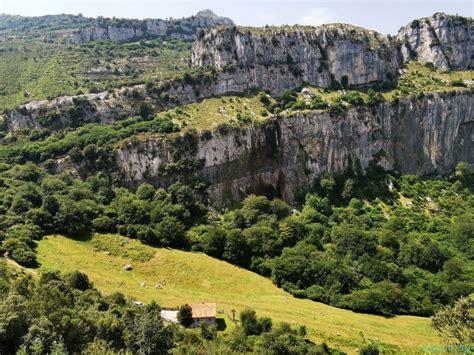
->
[35,233,440,353]
[0,6,472,355]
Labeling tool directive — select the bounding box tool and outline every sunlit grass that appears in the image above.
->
[36,233,442,353]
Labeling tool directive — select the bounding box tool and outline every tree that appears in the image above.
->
[431,295,474,349]
[239,308,259,335]
[136,183,155,201]
[155,216,186,247]
[319,173,336,194]
[453,162,471,180]
[177,304,193,327]
[199,225,227,258]
[200,322,217,340]
[360,343,380,355]
[223,229,250,267]
[257,317,273,333]
[125,302,174,354]
[54,199,92,236]
[82,144,99,162]
[342,178,355,200]
[332,224,377,259]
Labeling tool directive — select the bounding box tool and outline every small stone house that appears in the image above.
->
[190,302,216,328]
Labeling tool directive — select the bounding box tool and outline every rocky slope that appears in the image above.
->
[397,13,473,70]
[0,23,398,131]
[70,10,233,44]
[116,91,473,205]
[3,13,471,133]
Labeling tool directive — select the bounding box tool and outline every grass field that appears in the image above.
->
[35,233,442,353]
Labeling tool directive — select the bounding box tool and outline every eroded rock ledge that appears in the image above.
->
[116,91,473,205]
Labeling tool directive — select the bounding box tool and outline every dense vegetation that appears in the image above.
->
[1,10,473,355]
[0,267,338,354]
[1,155,472,317]
[188,163,473,316]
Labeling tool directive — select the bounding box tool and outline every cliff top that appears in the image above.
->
[398,12,473,33]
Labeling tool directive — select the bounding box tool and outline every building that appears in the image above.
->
[190,302,216,328]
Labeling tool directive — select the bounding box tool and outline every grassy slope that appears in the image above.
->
[170,94,272,132]
[0,39,191,111]
[36,233,441,353]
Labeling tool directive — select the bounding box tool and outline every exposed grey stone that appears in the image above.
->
[115,91,474,206]
[70,10,234,44]
[397,13,473,70]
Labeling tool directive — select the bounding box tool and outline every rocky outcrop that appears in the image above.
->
[191,24,400,93]
[3,87,142,132]
[116,91,474,205]
[397,13,473,70]
[70,10,233,44]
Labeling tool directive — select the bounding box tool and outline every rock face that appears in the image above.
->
[70,10,233,44]
[3,87,143,132]
[397,13,473,70]
[4,13,472,133]
[116,91,474,205]
[191,24,400,94]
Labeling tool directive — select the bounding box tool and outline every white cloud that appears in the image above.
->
[297,8,335,26]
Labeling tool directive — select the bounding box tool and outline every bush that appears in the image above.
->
[341,282,409,316]
[310,96,329,110]
[155,216,186,247]
[64,271,91,291]
[367,89,385,106]
[450,79,466,87]
[341,91,365,106]
[138,102,153,118]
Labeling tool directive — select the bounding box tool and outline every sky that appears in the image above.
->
[1,0,472,34]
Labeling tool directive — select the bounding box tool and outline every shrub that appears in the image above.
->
[138,102,153,118]
[310,96,329,110]
[450,79,466,87]
[366,89,385,106]
[258,92,271,106]
[64,271,91,291]
[341,91,365,106]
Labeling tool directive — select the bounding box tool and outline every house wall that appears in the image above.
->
[190,317,216,328]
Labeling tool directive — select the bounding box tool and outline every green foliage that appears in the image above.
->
[341,91,365,106]
[0,38,192,111]
[64,271,91,291]
[366,89,385,106]
[240,308,273,336]
[124,301,174,354]
[431,295,474,350]
[138,102,153,118]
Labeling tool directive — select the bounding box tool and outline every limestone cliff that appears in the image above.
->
[116,91,473,205]
[4,13,471,133]
[397,13,473,70]
[191,24,400,93]
[70,10,233,44]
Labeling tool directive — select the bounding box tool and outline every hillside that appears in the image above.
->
[0,8,473,354]
[36,233,440,353]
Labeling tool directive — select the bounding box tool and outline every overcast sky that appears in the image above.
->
[1,0,472,34]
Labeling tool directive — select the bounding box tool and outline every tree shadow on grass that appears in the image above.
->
[216,318,227,331]
[66,230,93,243]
